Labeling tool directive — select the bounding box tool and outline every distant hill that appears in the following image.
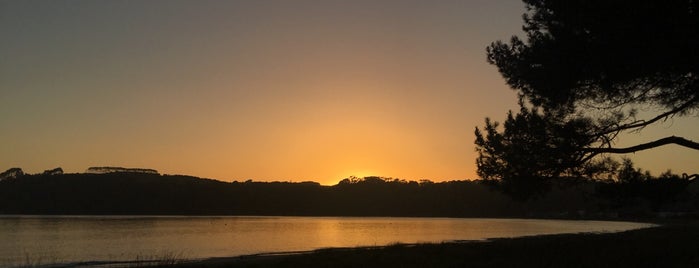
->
[1,172,696,218]
[85,166,158,175]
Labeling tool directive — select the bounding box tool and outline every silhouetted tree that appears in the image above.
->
[487,0,699,154]
[479,0,699,198]
[475,102,607,200]
[0,168,24,181]
[616,158,651,183]
[42,167,64,176]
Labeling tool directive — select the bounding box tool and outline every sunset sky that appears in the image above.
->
[2,0,697,185]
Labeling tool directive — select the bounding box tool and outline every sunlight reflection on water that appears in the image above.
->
[0,216,654,267]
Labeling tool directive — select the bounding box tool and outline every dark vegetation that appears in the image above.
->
[1,171,697,218]
[487,0,699,151]
[161,220,699,268]
[477,0,699,200]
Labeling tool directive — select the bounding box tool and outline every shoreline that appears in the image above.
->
[163,220,697,268]
[173,241,494,267]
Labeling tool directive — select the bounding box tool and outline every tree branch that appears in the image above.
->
[584,136,699,154]
[682,173,698,181]
[596,96,699,136]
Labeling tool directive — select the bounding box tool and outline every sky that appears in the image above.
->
[1,0,697,185]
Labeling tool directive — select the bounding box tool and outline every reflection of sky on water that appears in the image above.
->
[0,216,654,266]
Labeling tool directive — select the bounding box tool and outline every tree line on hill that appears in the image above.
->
[0,170,697,218]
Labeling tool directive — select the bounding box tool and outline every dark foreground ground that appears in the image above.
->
[161,220,698,268]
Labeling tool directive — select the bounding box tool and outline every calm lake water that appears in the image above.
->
[0,216,654,267]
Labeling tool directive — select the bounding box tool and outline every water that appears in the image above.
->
[0,216,654,267]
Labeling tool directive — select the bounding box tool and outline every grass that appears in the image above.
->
[158,220,699,268]
[129,251,187,267]
[13,251,186,268]
[18,253,57,268]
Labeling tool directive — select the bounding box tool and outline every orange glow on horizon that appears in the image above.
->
[2,1,697,184]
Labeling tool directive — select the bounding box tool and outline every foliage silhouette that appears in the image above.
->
[0,172,696,218]
[479,0,699,198]
[475,102,600,200]
[42,167,64,175]
[85,166,158,174]
[488,0,699,128]
[0,168,24,181]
